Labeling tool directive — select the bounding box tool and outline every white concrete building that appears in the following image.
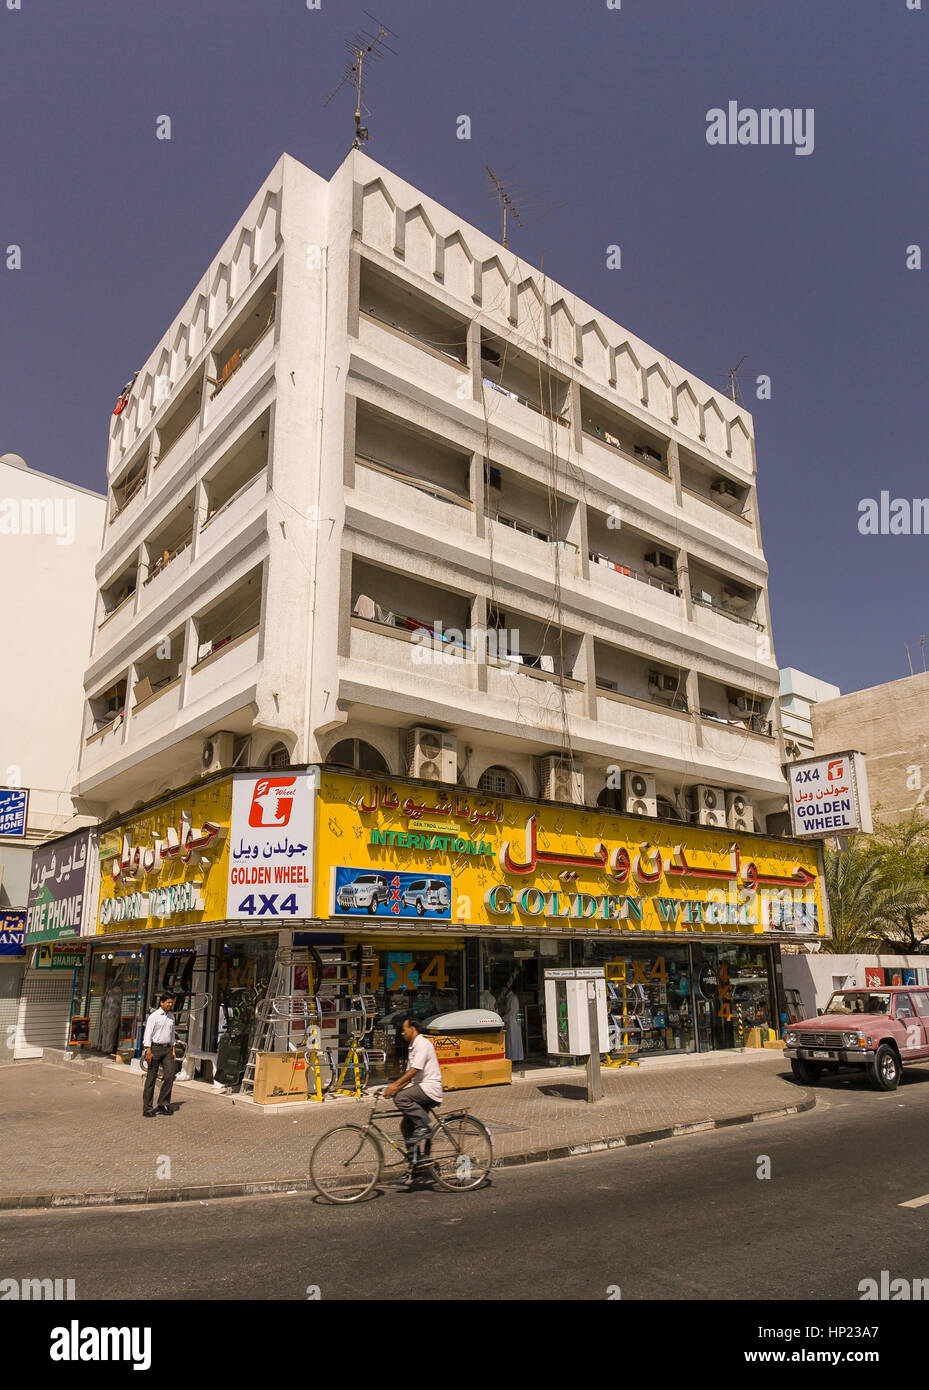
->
[0,451,105,1041]
[779,667,840,759]
[75,150,787,832]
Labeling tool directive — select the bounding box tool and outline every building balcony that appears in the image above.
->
[96,590,138,649]
[351,456,473,536]
[587,551,682,616]
[129,676,183,741]
[681,486,758,550]
[348,618,480,697]
[485,659,586,722]
[201,328,275,432]
[142,538,192,598]
[490,517,580,577]
[186,625,261,707]
[153,413,199,486]
[595,688,694,751]
[197,469,268,560]
[480,377,570,440]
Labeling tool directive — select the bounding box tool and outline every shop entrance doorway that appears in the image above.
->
[479,939,571,1064]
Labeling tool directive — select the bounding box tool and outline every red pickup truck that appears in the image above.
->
[784,986,929,1091]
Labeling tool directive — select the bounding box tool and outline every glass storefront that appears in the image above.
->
[354,937,464,1080]
[579,940,697,1055]
[209,935,278,1049]
[690,943,778,1052]
[479,938,572,1063]
[84,948,147,1057]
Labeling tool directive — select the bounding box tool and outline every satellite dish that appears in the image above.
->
[0,453,29,471]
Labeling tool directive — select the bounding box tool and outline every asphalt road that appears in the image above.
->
[4,1067,929,1304]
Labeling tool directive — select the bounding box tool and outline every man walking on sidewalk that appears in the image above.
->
[142,992,179,1117]
[383,1016,443,1185]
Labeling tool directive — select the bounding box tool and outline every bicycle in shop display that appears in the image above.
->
[309,1090,494,1203]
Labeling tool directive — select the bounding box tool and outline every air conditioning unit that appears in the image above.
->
[728,691,756,716]
[696,785,725,827]
[539,755,584,805]
[406,727,457,784]
[623,771,657,818]
[644,550,675,575]
[648,670,679,703]
[727,791,754,832]
[202,731,236,775]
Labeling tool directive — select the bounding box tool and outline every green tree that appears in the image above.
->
[820,840,913,953]
[864,813,929,952]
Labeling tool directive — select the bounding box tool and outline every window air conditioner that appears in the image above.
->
[726,791,754,833]
[202,731,236,776]
[539,755,584,805]
[696,785,725,827]
[648,671,680,704]
[623,771,657,818]
[406,727,457,783]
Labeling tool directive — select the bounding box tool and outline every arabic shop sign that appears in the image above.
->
[787,751,872,837]
[0,788,28,838]
[36,941,88,970]
[226,770,318,920]
[97,781,232,933]
[0,911,26,957]
[315,773,826,936]
[25,829,93,942]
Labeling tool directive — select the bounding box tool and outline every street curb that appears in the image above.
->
[0,1096,816,1212]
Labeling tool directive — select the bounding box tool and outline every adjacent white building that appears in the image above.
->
[0,452,105,1041]
[75,150,788,833]
[779,667,841,759]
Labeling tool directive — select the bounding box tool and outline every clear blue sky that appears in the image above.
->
[1,0,926,695]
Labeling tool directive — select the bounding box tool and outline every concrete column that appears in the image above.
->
[468,321,482,401]
[472,592,488,693]
[678,552,693,620]
[686,669,703,744]
[122,662,137,745]
[569,380,583,455]
[470,451,485,539]
[346,246,361,339]
[180,615,198,706]
[578,632,597,719]
[131,544,145,618]
[191,479,208,564]
[571,498,590,581]
[667,437,682,506]
[337,549,353,659]
[343,394,357,490]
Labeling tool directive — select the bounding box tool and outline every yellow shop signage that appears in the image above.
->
[97,780,232,933]
[315,773,825,936]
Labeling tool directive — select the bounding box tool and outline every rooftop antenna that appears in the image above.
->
[727,355,747,403]
[905,642,914,676]
[922,635,926,672]
[324,13,397,151]
[484,167,525,250]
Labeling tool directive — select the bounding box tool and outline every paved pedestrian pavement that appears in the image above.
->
[0,1052,811,1208]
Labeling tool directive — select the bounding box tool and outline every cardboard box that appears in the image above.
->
[427,1028,511,1088]
[253,1052,309,1104]
[763,1039,785,1050]
[441,1059,512,1091]
[745,1027,764,1049]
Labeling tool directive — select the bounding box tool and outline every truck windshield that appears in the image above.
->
[824,991,892,1016]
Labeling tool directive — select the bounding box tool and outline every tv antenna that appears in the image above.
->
[905,642,914,676]
[482,167,566,250]
[726,355,747,403]
[324,13,397,151]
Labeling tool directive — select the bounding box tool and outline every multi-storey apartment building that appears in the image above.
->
[75,149,786,836]
[779,667,840,759]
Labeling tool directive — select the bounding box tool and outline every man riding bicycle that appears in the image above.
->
[383,1016,443,1185]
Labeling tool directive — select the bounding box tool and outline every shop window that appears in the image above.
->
[479,766,523,797]
[327,738,390,774]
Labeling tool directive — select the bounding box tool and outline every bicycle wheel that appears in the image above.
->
[310,1126,382,1203]
[428,1115,493,1191]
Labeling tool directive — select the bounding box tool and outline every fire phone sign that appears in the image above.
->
[787,751,873,838]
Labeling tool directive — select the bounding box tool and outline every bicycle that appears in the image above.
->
[329,994,385,1098]
[309,1091,494,1203]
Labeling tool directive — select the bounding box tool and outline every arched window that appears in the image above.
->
[327,738,389,774]
[479,766,523,797]
[265,743,290,769]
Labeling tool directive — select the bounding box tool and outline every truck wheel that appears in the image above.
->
[416,899,425,917]
[868,1044,901,1091]
[790,1059,822,1085]
[367,898,377,914]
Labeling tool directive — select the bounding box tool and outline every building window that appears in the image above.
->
[597,786,623,812]
[266,743,290,769]
[479,766,522,797]
[327,739,390,775]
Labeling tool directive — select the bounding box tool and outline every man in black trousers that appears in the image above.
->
[142,992,179,1117]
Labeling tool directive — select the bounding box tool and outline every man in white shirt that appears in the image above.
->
[383,1016,443,1182]
[142,993,178,1117]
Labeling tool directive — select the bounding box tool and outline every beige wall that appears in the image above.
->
[812,671,929,823]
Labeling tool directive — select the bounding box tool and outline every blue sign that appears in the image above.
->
[333,867,452,920]
[0,789,28,838]
[0,911,26,957]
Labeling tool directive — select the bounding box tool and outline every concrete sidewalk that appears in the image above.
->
[0,1053,812,1209]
